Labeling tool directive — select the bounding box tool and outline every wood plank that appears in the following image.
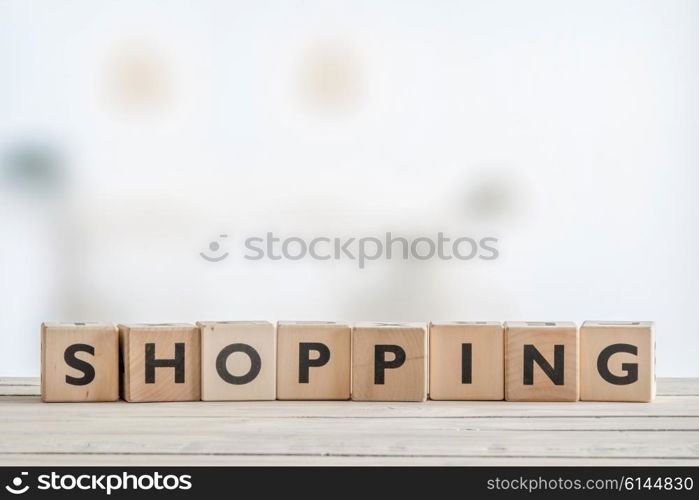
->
[2,415,698,432]
[0,454,696,466]
[0,424,696,459]
[2,396,698,418]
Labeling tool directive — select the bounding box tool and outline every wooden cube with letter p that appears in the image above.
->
[580,321,655,402]
[276,321,351,400]
[351,322,427,402]
[429,321,504,400]
[199,321,276,401]
[505,321,579,401]
[119,323,200,402]
[41,322,119,402]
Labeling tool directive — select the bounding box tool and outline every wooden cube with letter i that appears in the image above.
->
[199,321,276,401]
[580,321,655,402]
[429,321,504,400]
[505,321,579,401]
[276,321,351,400]
[41,322,119,402]
[351,322,428,402]
[118,323,200,402]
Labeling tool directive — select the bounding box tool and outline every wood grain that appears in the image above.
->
[351,322,427,402]
[580,321,655,402]
[276,322,351,400]
[199,321,276,401]
[119,324,200,402]
[429,321,503,400]
[505,322,579,402]
[41,323,119,402]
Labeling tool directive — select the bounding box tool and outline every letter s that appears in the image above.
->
[244,237,265,260]
[64,344,96,386]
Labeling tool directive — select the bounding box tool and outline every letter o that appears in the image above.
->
[216,343,262,385]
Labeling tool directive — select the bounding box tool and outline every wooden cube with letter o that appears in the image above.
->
[199,320,276,401]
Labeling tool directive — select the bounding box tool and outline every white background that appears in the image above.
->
[0,0,697,376]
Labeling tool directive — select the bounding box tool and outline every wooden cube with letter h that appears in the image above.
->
[580,321,655,402]
[118,324,200,402]
[276,321,351,400]
[199,321,276,401]
[429,321,503,400]
[41,322,119,402]
[505,321,579,401]
[352,322,427,402]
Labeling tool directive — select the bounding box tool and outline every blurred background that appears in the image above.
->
[1,0,697,376]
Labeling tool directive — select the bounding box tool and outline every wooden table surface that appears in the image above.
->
[1,377,698,466]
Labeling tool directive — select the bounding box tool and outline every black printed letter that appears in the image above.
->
[216,343,261,385]
[374,345,406,384]
[145,343,185,384]
[64,344,95,386]
[299,343,330,383]
[597,343,638,385]
[523,344,564,385]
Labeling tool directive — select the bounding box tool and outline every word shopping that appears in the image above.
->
[40,320,655,403]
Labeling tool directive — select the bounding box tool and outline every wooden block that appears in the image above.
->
[505,321,579,402]
[580,321,655,402]
[41,322,119,402]
[276,321,351,400]
[429,321,504,400]
[118,323,200,402]
[351,322,427,402]
[199,321,276,401]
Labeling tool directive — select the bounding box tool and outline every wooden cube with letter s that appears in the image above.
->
[118,323,200,402]
[41,322,119,402]
[505,321,579,402]
[351,322,428,402]
[580,321,655,402]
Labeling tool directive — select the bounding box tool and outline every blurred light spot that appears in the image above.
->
[2,142,65,195]
[298,41,362,115]
[105,44,171,113]
[463,170,521,219]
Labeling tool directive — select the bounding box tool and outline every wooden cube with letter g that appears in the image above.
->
[580,321,655,402]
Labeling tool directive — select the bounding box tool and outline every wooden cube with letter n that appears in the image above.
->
[351,322,427,402]
[199,321,276,401]
[276,321,351,400]
[429,321,503,400]
[505,321,579,402]
[41,322,119,402]
[118,323,200,402]
[580,321,655,402]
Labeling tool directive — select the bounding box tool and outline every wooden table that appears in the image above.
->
[1,377,697,465]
